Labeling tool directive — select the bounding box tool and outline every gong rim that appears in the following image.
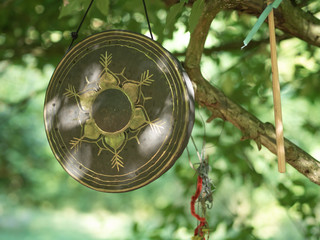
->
[44,30,194,192]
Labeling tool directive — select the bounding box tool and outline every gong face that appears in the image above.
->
[44,30,194,192]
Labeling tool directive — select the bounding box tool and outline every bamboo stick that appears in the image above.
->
[267,0,286,173]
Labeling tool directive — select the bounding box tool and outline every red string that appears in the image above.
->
[190,175,207,239]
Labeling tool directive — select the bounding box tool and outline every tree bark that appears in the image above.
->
[184,0,320,185]
[223,0,320,47]
[164,0,320,48]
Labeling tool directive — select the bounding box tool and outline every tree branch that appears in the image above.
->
[174,34,291,57]
[223,0,320,47]
[185,0,320,185]
[163,0,320,47]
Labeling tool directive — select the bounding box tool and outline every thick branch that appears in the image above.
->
[174,34,291,57]
[223,0,320,47]
[163,0,320,47]
[185,0,320,185]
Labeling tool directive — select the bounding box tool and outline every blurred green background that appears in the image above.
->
[1,0,320,239]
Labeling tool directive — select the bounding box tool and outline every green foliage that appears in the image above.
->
[1,0,320,239]
[188,0,205,33]
[165,1,185,38]
[59,0,89,19]
[95,0,110,16]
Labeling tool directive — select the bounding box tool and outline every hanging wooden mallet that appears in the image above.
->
[242,0,286,173]
[267,0,286,173]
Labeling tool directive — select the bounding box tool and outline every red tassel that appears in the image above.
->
[190,176,207,239]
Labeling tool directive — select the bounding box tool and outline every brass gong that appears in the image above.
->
[44,30,194,192]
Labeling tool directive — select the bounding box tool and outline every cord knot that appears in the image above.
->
[71,32,78,40]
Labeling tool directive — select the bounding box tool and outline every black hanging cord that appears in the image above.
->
[142,0,154,40]
[67,0,95,52]
[66,0,153,52]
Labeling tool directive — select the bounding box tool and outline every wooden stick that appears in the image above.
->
[267,0,286,173]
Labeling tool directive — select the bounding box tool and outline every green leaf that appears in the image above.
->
[58,0,89,19]
[188,0,204,33]
[165,1,184,35]
[95,0,110,16]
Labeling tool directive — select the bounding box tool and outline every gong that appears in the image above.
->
[44,30,194,192]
